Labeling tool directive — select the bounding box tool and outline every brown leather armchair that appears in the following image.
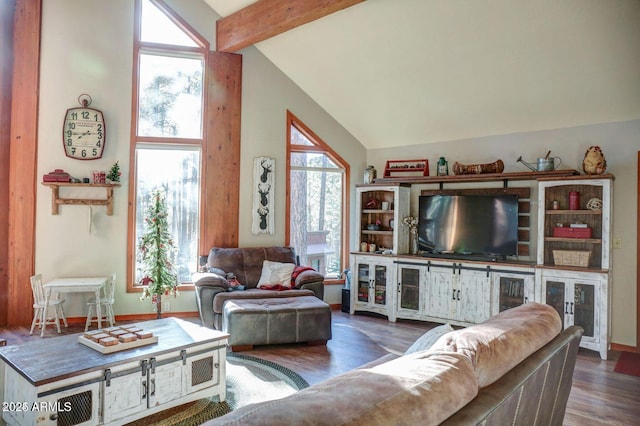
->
[194,246,325,329]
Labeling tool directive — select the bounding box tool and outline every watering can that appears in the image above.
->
[516,151,562,172]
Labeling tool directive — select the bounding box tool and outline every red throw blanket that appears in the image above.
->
[257,284,290,291]
[292,265,315,279]
[259,267,317,291]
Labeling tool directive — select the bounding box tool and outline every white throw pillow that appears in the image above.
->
[257,260,296,288]
[405,323,454,355]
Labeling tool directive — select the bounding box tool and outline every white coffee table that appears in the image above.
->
[1,318,228,425]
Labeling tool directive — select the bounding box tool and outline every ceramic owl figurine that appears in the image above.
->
[582,146,607,175]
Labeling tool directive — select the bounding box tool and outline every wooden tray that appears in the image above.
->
[78,335,158,354]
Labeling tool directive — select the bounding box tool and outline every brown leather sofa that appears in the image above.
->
[205,303,583,425]
[193,246,326,330]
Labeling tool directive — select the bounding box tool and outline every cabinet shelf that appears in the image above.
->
[362,209,394,214]
[362,230,393,236]
[42,182,121,216]
[544,237,602,244]
[545,209,601,215]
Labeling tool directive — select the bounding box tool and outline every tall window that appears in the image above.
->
[129,0,208,288]
[286,111,350,281]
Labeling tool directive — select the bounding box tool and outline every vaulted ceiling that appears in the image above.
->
[203,0,640,150]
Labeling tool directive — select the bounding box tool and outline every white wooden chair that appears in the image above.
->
[85,273,116,331]
[29,274,68,336]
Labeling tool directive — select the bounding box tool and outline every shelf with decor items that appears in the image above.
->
[536,175,613,360]
[355,183,410,255]
[42,182,121,215]
[536,175,613,271]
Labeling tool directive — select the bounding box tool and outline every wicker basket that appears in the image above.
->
[553,250,591,267]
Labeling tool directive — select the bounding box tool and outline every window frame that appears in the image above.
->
[285,110,350,285]
[127,0,209,292]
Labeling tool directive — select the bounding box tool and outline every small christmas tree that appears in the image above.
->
[106,161,121,183]
[138,190,178,316]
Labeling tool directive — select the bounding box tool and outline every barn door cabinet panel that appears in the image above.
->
[426,261,491,326]
[350,254,396,321]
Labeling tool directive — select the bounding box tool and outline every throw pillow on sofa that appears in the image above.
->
[405,323,454,355]
[257,260,296,289]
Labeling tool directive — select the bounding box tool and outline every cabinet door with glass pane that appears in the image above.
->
[350,255,395,321]
[540,270,608,359]
[491,269,535,315]
[396,264,426,319]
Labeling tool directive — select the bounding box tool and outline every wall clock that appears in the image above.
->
[62,94,105,160]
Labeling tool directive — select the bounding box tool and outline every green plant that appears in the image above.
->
[138,190,178,301]
[106,161,121,183]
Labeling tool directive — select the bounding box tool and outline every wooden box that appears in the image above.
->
[552,227,592,239]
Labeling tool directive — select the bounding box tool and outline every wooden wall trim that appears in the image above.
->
[7,0,41,326]
[637,151,640,350]
[201,51,242,251]
[216,0,365,53]
[0,0,16,327]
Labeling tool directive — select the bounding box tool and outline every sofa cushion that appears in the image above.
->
[429,302,562,388]
[212,288,315,314]
[206,350,478,426]
[405,323,454,355]
[207,247,298,288]
[257,260,296,288]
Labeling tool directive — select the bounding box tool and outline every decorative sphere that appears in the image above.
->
[586,198,603,211]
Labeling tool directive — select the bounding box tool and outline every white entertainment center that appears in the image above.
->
[350,172,614,359]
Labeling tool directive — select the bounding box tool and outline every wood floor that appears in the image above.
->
[1,311,639,425]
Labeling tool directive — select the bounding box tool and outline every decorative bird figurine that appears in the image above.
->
[582,146,607,175]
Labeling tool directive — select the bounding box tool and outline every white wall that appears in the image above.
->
[367,120,640,347]
[35,0,365,318]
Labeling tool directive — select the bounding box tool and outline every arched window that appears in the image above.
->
[286,111,350,281]
[128,0,208,289]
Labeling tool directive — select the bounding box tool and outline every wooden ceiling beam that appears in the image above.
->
[216,0,365,53]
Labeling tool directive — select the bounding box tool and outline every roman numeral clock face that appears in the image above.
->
[63,107,105,160]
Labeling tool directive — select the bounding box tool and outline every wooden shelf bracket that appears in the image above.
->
[42,182,121,215]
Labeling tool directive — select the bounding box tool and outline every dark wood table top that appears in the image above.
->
[0,317,228,386]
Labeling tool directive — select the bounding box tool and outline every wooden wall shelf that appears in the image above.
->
[42,182,121,215]
[374,169,580,187]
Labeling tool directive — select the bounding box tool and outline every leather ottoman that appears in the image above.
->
[222,296,332,351]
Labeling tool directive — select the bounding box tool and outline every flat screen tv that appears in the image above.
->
[418,194,519,258]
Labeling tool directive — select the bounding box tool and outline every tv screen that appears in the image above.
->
[418,195,518,257]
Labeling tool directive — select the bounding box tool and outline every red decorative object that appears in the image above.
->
[42,169,71,182]
[365,198,379,209]
[383,159,429,178]
[553,227,592,239]
[569,191,580,210]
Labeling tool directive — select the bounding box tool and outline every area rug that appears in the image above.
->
[613,351,640,377]
[226,353,309,409]
[126,352,309,425]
